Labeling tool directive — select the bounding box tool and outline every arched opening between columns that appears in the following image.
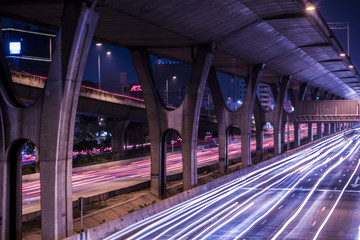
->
[2,138,39,240]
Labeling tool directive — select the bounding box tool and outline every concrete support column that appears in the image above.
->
[255,112,264,163]
[270,77,290,156]
[109,119,130,160]
[331,123,336,134]
[253,98,264,163]
[39,1,99,239]
[281,122,286,148]
[207,68,228,174]
[181,45,214,190]
[317,123,323,138]
[240,64,264,166]
[294,122,301,148]
[308,123,313,142]
[324,123,330,135]
[131,50,166,198]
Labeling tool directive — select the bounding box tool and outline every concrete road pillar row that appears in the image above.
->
[254,99,265,163]
[131,50,167,198]
[274,77,290,156]
[109,119,130,160]
[207,68,231,174]
[39,1,99,239]
[240,64,265,167]
[180,45,215,191]
[264,76,290,156]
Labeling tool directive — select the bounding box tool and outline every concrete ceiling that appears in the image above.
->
[1,0,359,99]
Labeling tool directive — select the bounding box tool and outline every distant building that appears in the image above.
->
[257,83,275,111]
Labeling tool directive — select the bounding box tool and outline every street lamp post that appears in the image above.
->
[166,76,177,106]
[328,21,350,56]
[96,43,111,90]
[98,54,101,89]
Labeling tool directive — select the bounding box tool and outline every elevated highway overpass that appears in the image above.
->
[1,0,360,239]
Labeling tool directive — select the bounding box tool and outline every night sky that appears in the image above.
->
[313,0,360,69]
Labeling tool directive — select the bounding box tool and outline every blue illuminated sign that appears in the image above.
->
[9,42,21,54]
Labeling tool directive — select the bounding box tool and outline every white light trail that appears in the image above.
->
[103,134,346,240]
[271,140,360,240]
[313,150,360,239]
[195,202,255,240]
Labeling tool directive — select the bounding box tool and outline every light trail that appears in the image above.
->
[313,150,360,239]
[271,140,360,240]
[104,133,349,240]
[153,142,340,240]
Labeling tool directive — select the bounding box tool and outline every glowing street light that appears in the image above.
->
[340,52,346,57]
[306,4,316,11]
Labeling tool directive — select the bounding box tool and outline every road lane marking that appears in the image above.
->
[312,221,317,227]
[313,157,360,240]
[278,205,283,209]
[329,194,333,198]
[271,140,360,240]
[321,207,326,211]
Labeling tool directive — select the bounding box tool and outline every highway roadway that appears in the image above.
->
[104,130,360,240]
[21,128,306,214]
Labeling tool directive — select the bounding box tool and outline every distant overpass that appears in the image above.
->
[11,70,217,129]
[290,100,360,122]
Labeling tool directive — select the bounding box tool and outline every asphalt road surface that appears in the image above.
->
[104,130,360,240]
